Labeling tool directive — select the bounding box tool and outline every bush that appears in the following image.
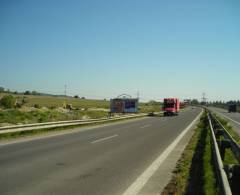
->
[24,91,31,95]
[0,95,16,109]
[0,87,4,92]
[31,91,39,95]
[33,104,40,108]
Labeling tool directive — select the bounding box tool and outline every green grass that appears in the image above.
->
[16,94,109,109]
[0,109,108,125]
[203,124,218,195]
[224,148,238,165]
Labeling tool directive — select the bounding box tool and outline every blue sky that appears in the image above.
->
[1,0,240,101]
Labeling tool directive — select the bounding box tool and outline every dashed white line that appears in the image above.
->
[140,124,151,129]
[91,134,119,144]
[122,110,203,195]
[161,119,168,122]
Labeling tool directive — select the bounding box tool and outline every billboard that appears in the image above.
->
[110,98,138,113]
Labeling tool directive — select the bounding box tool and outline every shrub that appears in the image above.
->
[31,91,39,95]
[0,87,4,92]
[33,104,40,108]
[24,91,31,95]
[0,95,16,109]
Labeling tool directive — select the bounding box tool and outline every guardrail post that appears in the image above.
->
[220,139,232,161]
[216,129,224,139]
[224,165,240,195]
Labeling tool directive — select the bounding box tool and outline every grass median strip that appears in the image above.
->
[214,114,240,144]
[212,114,239,166]
[0,115,146,141]
[162,112,219,195]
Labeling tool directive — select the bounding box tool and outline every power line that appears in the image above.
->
[64,84,67,97]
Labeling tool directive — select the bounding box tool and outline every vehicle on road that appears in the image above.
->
[163,98,180,116]
[228,104,237,113]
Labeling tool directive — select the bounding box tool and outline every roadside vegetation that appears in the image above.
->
[139,100,162,113]
[0,90,162,126]
[0,109,109,125]
[162,111,219,195]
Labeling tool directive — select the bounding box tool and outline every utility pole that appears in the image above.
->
[202,92,207,105]
[64,84,67,108]
[64,84,67,97]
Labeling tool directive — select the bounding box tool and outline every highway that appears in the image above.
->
[0,107,202,195]
[209,107,240,136]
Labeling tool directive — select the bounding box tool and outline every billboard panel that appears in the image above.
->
[110,98,138,113]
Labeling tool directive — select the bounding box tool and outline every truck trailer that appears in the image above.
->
[163,98,180,116]
[228,104,237,113]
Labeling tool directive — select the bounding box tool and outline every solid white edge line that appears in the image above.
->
[122,109,203,195]
[91,134,118,144]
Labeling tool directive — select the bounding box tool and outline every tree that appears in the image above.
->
[0,95,16,109]
[0,87,4,92]
[74,95,79,98]
[31,91,39,95]
[191,99,199,105]
[24,91,31,95]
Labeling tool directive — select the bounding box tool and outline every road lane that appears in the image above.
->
[209,107,240,135]
[91,134,119,144]
[0,107,202,195]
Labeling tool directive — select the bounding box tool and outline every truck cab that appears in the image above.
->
[163,98,180,116]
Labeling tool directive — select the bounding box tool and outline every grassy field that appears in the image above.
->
[0,93,162,111]
[10,94,110,109]
[0,109,109,126]
[0,93,162,125]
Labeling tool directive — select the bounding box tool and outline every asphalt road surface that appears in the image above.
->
[0,107,202,195]
[209,107,240,136]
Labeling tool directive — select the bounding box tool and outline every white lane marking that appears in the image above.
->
[91,134,118,144]
[215,111,240,126]
[161,119,168,122]
[140,124,151,129]
[122,110,203,195]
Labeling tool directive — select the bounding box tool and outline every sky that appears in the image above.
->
[0,0,240,102]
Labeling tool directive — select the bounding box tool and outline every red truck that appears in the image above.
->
[163,98,180,116]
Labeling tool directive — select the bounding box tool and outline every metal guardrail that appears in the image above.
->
[207,109,240,195]
[208,113,232,195]
[211,114,240,163]
[0,113,149,135]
